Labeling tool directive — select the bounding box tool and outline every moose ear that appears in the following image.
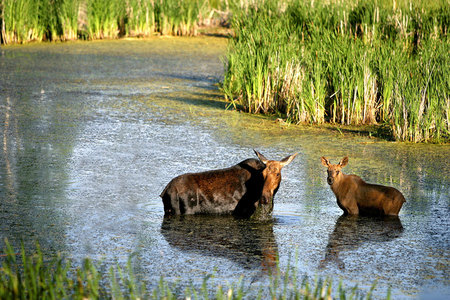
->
[339,156,349,167]
[321,157,329,167]
[280,153,298,167]
[254,149,269,164]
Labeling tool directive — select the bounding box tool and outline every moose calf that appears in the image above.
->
[321,156,405,216]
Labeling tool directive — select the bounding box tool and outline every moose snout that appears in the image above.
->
[260,195,270,205]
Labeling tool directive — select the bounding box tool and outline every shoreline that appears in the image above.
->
[2,33,448,145]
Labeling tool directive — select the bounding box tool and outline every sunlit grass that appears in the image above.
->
[0,0,220,42]
[222,0,449,143]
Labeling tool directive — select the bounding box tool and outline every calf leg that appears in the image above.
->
[345,201,359,215]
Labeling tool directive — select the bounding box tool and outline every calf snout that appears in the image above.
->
[327,176,334,185]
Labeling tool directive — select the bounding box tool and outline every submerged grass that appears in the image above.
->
[0,241,386,299]
[222,0,449,143]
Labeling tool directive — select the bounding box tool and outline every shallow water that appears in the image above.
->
[0,38,449,299]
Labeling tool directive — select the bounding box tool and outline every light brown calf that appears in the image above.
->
[321,157,405,216]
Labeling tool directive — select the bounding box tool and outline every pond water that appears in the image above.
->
[0,38,449,299]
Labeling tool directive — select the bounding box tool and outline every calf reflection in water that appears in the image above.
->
[319,215,403,270]
[161,215,278,273]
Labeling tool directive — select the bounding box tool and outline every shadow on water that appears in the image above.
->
[319,215,404,270]
[151,71,222,86]
[161,215,278,273]
[161,92,229,111]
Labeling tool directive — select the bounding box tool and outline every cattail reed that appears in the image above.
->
[0,0,208,43]
[222,0,449,143]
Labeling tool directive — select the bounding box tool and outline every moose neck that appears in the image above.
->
[330,172,347,196]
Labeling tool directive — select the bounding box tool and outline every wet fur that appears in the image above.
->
[161,159,266,217]
[161,151,297,218]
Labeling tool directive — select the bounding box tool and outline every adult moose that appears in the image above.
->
[161,150,297,218]
[321,156,405,216]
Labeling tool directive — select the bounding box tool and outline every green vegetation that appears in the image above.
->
[0,241,384,299]
[222,0,449,143]
[1,0,448,143]
[0,0,229,43]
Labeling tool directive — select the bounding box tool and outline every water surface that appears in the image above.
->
[0,38,449,299]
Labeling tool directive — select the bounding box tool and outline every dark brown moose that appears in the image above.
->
[321,156,405,216]
[160,150,297,218]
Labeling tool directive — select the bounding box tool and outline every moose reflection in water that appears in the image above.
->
[161,215,278,273]
[161,150,297,219]
[319,215,404,270]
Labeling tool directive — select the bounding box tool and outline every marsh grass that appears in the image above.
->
[0,0,217,42]
[86,0,123,39]
[0,241,385,299]
[154,0,199,36]
[1,0,448,142]
[222,0,449,143]
[125,0,156,37]
[0,0,80,43]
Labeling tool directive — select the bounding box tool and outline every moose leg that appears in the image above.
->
[384,198,403,216]
[337,197,359,215]
[162,193,176,215]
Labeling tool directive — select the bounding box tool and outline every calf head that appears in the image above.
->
[254,150,298,205]
[321,156,348,185]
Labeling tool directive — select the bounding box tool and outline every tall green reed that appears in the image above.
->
[86,0,124,39]
[382,37,449,142]
[1,0,448,142]
[154,0,199,36]
[0,0,216,43]
[0,0,80,43]
[58,0,80,40]
[222,0,449,142]
[2,0,38,43]
[125,0,155,37]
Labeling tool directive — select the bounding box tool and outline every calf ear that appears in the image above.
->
[339,156,349,167]
[321,156,329,167]
[254,149,269,164]
[280,153,298,167]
